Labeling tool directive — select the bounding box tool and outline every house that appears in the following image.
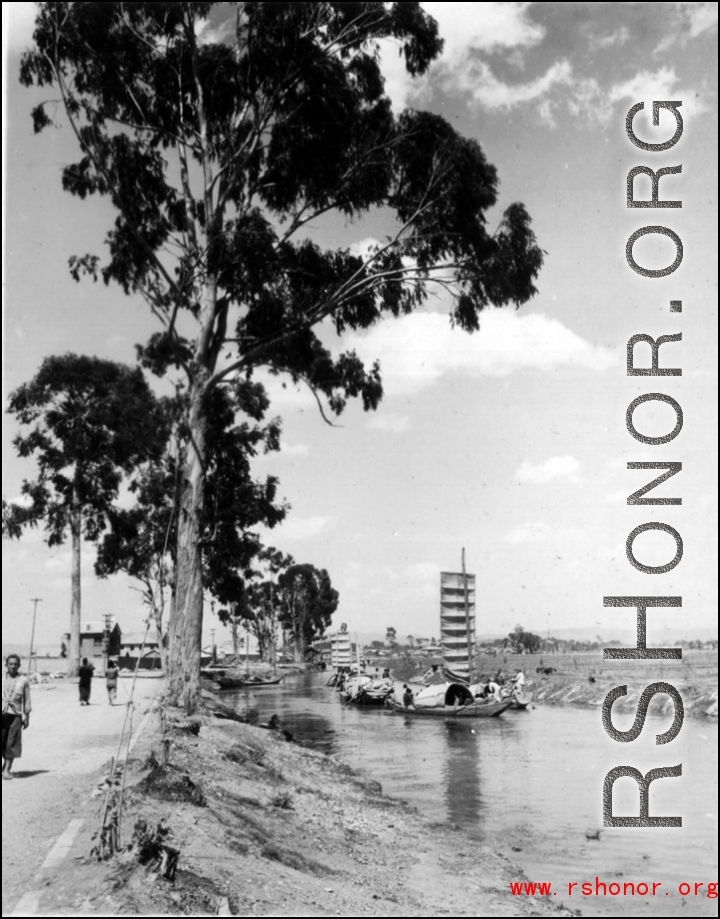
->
[118,630,164,671]
[79,621,122,660]
[120,631,162,653]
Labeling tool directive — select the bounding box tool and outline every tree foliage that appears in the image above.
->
[95,384,287,647]
[507,624,542,655]
[6,353,168,673]
[276,563,339,661]
[21,2,543,709]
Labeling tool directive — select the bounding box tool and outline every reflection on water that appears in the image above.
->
[443,722,483,828]
[225,673,718,918]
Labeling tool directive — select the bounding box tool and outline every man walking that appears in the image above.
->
[78,657,95,706]
[2,654,32,780]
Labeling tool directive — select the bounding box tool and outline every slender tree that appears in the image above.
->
[6,354,167,675]
[96,381,286,672]
[236,547,295,662]
[277,563,339,662]
[21,2,543,710]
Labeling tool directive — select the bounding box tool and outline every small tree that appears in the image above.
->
[238,547,295,663]
[6,354,167,675]
[385,626,397,648]
[277,564,339,662]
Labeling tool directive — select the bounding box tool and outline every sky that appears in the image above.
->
[2,2,717,654]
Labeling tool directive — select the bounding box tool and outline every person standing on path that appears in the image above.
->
[78,657,95,706]
[2,654,32,780]
[105,660,119,705]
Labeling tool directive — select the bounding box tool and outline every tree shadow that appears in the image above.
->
[8,770,51,779]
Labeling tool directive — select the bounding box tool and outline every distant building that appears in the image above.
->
[117,630,164,671]
[120,631,161,654]
[80,621,122,660]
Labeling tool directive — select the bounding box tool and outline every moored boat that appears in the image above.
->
[341,674,394,706]
[389,680,511,718]
[387,697,511,718]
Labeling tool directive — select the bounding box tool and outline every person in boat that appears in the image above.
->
[487,679,503,702]
[402,685,415,709]
[382,667,390,680]
[421,664,445,686]
[513,668,526,691]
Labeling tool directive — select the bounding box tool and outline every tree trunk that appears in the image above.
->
[68,492,81,677]
[167,384,207,712]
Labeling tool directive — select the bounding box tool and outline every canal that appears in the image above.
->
[222,672,718,917]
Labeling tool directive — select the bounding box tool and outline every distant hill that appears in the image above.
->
[348,627,717,647]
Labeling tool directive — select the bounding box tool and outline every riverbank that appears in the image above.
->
[5,688,581,918]
[378,650,718,719]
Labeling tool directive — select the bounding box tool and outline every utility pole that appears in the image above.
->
[29,598,42,674]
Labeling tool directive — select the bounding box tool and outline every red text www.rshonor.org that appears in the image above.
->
[509,880,718,898]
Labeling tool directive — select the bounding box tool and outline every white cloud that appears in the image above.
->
[505,522,553,543]
[280,515,333,541]
[592,26,631,49]
[676,2,718,38]
[378,2,545,111]
[454,58,572,111]
[573,67,709,125]
[349,237,382,262]
[515,456,581,484]
[423,2,544,63]
[344,310,617,396]
[8,494,33,509]
[194,15,234,46]
[367,413,411,433]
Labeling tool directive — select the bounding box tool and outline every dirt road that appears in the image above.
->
[1,675,160,916]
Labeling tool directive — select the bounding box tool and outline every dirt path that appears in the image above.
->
[1,676,160,916]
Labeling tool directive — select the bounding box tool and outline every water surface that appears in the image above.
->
[225,672,718,917]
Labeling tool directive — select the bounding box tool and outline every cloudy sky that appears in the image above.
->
[2,2,717,652]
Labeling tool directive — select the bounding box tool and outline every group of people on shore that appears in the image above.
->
[2,653,122,780]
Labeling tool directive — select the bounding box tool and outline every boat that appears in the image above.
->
[201,668,284,689]
[388,698,511,718]
[388,551,511,720]
[341,674,394,706]
[509,688,533,710]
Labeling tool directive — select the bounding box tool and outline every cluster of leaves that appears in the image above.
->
[5,354,169,545]
[95,381,288,609]
[276,563,339,659]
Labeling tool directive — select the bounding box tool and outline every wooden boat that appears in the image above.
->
[510,689,533,710]
[387,698,511,718]
[342,674,394,706]
[214,674,284,689]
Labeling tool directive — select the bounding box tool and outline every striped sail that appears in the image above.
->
[440,571,476,680]
[330,631,352,670]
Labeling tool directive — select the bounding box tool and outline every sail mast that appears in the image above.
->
[462,548,474,681]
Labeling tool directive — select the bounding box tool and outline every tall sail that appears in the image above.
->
[440,571,476,680]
